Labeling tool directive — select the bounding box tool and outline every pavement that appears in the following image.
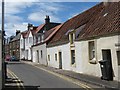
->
[21,60,120,90]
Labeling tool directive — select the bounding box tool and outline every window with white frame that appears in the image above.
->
[29,37,32,44]
[88,41,96,61]
[71,50,75,65]
[70,33,74,44]
[48,55,50,61]
[42,35,44,42]
[55,54,57,61]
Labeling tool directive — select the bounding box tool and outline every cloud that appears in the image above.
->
[4,2,34,14]
[5,23,28,37]
[28,2,63,23]
[28,11,61,23]
[0,1,34,37]
[5,14,23,23]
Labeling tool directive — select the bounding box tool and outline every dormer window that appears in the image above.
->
[69,32,75,44]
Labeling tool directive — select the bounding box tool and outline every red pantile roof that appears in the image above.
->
[30,26,38,35]
[32,24,63,46]
[35,24,45,33]
[44,24,63,42]
[21,26,39,38]
[47,2,104,47]
[77,2,119,40]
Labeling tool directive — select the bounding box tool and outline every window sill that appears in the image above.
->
[89,60,97,64]
[71,63,76,67]
[70,44,75,47]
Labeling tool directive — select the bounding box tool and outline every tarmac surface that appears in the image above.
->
[3,61,120,90]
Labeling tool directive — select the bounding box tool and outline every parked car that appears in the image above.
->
[10,56,19,61]
[5,55,11,61]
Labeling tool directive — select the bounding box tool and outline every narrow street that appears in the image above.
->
[7,62,88,89]
[5,61,104,90]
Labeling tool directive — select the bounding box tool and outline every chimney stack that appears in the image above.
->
[45,15,50,24]
[103,0,119,6]
[16,30,20,36]
[103,0,109,6]
[28,23,33,30]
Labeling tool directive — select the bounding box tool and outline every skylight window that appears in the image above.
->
[103,13,108,17]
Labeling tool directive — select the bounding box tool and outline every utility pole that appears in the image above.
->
[2,0,5,89]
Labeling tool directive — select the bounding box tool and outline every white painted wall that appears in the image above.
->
[32,43,48,65]
[75,41,101,76]
[24,31,34,60]
[47,43,74,70]
[97,35,119,81]
[20,34,25,60]
[75,35,119,81]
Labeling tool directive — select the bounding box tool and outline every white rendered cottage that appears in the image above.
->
[20,24,38,61]
[75,2,120,81]
[46,2,102,70]
[47,2,120,82]
[32,24,62,65]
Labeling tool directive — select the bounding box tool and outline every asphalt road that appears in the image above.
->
[7,62,86,89]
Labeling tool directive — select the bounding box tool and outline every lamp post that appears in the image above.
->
[2,0,5,88]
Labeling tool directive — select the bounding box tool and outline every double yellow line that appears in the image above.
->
[7,69,25,90]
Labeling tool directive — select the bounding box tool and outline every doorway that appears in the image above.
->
[117,51,120,65]
[37,50,39,63]
[59,52,62,69]
[102,49,113,80]
[26,50,28,60]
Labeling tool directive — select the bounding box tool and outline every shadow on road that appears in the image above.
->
[4,78,40,90]
[6,78,23,84]
[2,86,40,90]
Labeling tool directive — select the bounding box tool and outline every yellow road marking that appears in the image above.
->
[33,65,94,90]
[7,69,25,90]
[8,70,21,90]
[8,70,20,89]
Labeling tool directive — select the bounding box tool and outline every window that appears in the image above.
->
[48,55,50,61]
[20,39,23,46]
[89,41,95,60]
[70,33,74,44]
[55,54,57,61]
[117,51,120,65]
[38,36,41,43]
[41,35,44,42]
[71,50,75,65]
[33,36,36,45]
[29,37,32,44]
[40,50,42,58]
[26,38,28,46]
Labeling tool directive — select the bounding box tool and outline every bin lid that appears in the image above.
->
[99,60,107,64]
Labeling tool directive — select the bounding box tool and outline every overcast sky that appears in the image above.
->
[0,0,104,37]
